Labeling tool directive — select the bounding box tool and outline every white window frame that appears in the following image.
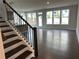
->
[46,11,53,24]
[61,9,70,25]
[53,10,61,25]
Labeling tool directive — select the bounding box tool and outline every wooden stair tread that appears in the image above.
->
[5,34,17,40]
[4,39,22,48]
[0,25,9,27]
[2,29,13,33]
[31,57,36,59]
[0,21,6,23]
[15,50,32,59]
[5,45,27,58]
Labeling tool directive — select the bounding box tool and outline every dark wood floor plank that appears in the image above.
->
[36,29,79,59]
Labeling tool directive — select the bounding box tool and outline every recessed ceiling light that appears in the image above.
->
[46,1,50,5]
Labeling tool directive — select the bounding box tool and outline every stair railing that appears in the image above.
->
[3,0,38,57]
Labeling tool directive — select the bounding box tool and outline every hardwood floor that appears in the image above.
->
[36,29,79,59]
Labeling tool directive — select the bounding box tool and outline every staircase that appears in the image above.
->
[0,0,38,59]
[0,20,35,59]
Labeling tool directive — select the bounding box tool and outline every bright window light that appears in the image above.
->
[46,11,52,24]
[54,10,60,24]
[61,9,69,25]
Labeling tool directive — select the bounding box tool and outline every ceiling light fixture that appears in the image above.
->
[46,1,50,5]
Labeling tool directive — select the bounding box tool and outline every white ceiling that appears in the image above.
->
[6,0,79,12]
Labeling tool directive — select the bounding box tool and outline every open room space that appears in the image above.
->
[0,0,79,59]
[37,29,79,59]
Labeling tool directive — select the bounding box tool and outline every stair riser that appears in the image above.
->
[5,34,17,40]
[0,23,8,26]
[0,25,9,27]
[3,31,16,36]
[4,40,22,48]
[2,29,13,33]
[0,21,6,23]
[1,27,12,31]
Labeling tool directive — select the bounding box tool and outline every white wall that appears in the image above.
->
[76,3,79,43]
[0,0,7,20]
[0,0,3,17]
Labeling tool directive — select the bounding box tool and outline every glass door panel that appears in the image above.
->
[38,16,42,26]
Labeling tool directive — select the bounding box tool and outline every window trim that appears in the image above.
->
[53,10,61,25]
[60,9,70,25]
[46,9,70,25]
[46,11,53,24]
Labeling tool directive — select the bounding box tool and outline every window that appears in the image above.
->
[46,9,70,25]
[27,13,32,25]
[27,13,37,26]
[38,16,42,26]
[32,13,36,22]
[27,13,31,21]
[21,13,26,19]
[38,12,43,27]
[20,13,26,25]
[38,12,43,15]
[61,9,69,24]
[53,10,60,24]
[53,9,69,25]
[32,13,37,26]
[46,11,52,24]
[14,13,20,25]
[14,12,26,25]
